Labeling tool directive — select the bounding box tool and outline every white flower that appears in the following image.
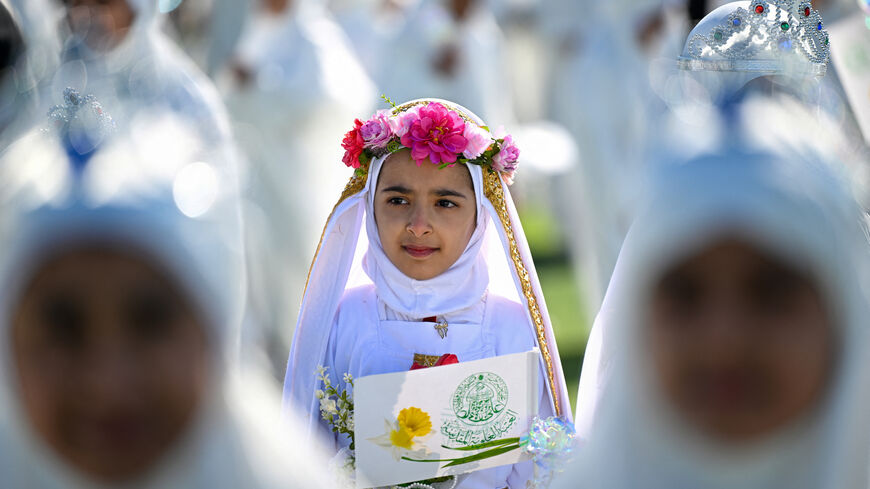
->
[315,389,325,399]
[316,365,327,376]
[320,398,338,416]
[346,413,355,432]
[343,373,354,384]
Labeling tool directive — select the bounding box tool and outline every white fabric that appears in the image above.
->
[378,0,515,124]
[327,286,543,488]
[546,0,686,317]
[559,95,870,489]
[50,0,234,155]
[283,101,573,477]
[0,111,330,488]
[362,155,490,318]
[221,0,375,371]
[0,0,62,147]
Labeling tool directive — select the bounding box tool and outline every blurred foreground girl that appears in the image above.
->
[557,94,870,489]
[0,92,328,488]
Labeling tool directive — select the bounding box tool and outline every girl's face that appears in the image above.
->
[10,247,210,482]
[374,150,477,281]
[62,0,135,52]
[647,240,835,442]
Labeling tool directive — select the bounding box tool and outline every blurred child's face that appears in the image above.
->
[262,0,292,15]
[374,150,477,281]
[647,240,835,442]
[10,247,210,482]
[62,0,135,52]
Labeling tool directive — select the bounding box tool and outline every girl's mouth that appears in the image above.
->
[403,245,438,259]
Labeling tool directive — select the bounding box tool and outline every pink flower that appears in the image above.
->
[360,110,393,149]
[388,107,421,139]
[462,124,492,160]
[341,119,365,169]
[493,131,520,184]
[399,102,468,165]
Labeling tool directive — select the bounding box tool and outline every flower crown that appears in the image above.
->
[341,97,520,184]
[678,0,829,76]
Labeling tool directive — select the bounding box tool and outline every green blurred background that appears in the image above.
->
[517,200,591,414]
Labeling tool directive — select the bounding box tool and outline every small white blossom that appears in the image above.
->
[320,398,338,416]
[315,389,325,399]
[343,373,354,384]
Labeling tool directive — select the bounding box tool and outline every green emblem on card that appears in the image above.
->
[441,372,517,447]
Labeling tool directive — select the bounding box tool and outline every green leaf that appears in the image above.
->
[381,94,398,109]
[442,445,520,468]
[442,437,520,452]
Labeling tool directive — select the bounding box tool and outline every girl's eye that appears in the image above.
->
[387,197,409,206]
[438,200,457,208]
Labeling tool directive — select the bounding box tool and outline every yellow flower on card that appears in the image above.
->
[398,407,433,438]
[390,425,414,449]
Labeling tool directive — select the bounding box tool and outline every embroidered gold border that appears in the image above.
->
[413,353,441,368]
[482,169,562,418]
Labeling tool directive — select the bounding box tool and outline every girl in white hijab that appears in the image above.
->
[283,98,572,488]
[0,94,330,488]
[51,0,233,152]
[557,94,870,489]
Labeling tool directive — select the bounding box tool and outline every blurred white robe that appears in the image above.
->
[379,0,515,124]
[221,0,375,370]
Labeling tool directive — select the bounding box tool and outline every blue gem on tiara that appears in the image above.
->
[817,22,822,30]
[733,18,741,26]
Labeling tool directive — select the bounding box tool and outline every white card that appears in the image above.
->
[829,13,870,144]
[354,350,540,488]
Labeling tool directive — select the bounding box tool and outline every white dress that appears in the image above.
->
[326,285,547,489]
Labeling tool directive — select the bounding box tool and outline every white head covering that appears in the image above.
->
[0,101,329,488]
[562,94,870,489]
[284,99,572,435]
[361,155,490,318]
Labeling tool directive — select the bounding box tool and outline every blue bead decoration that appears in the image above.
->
[733,18,741,26]
[817,22,823,31]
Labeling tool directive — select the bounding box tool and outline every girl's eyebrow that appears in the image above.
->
[433,189,469,199]
[381,185,412,194]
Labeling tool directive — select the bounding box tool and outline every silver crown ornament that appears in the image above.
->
[678,0,830,76]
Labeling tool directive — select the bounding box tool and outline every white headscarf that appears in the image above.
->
[284,99,572,436]
[362,154,490,318]
[561,94,870,489]
[0,107,330,488]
